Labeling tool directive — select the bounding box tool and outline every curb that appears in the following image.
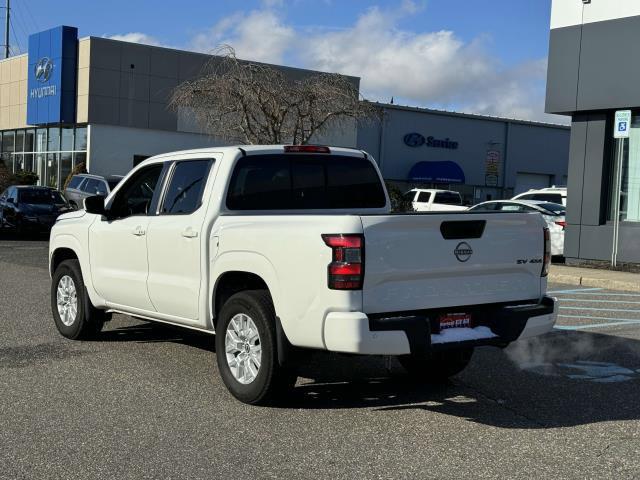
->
[549,271,640,293]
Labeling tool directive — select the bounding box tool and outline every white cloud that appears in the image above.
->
[299,7,563,123]
[191,10,295,64]
[105,32,165,47]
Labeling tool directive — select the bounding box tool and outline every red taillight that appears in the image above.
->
[542,228,551,277]
[284,145,331,154]
[322,234,364,290]
[555,220,566,228]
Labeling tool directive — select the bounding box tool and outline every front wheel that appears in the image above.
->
[399,348,474,382]
[215,290,296,405]
[51,259,107,339]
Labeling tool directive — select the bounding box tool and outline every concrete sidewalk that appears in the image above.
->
[549,264,640,292]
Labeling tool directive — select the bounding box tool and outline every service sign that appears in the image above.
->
[614,110,632,139]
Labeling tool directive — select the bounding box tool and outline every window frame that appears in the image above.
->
[107,164,166,220]
[156,158,214,216]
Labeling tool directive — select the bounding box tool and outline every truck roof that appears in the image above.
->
[142,145,370,165]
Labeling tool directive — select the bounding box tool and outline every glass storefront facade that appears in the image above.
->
[0,125,87,190]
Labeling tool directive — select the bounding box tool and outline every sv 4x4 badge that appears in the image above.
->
[517,258,543,265]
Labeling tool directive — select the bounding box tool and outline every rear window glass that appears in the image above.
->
[434,192,462,205]
[161,160,213,214]
[226,154,386,210]
[520,193,562,203]
[67,176,83,189]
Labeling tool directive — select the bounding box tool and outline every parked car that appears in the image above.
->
[0,186,71,234]
[403,188,467,212]
[468,200,566,256]
[64,174,123,210]
[49,145,557,405]
[512,187,567,206]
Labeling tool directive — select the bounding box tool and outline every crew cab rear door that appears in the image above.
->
[145,157,217,322]
[360,212,546,314]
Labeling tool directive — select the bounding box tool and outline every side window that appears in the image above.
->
[417,192,431,203]
[110,165,163,218]
[67,176,83,189]
[517,193,535,201]
[434,192,462,205]
[83,179,99,194]
[160,160,213,215]
[7,187,17,202]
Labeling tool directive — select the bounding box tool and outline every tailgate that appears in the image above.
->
[360,213,546,314]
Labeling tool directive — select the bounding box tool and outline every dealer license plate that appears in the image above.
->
[438,313,472,330]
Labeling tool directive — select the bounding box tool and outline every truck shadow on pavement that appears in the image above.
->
[282,330,640,428]
[101,319,640,428]
[100,321,215,352]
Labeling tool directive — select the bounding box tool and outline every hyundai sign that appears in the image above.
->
[27,26,78,125]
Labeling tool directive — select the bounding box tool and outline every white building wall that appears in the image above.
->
[551,0,640,29]
[87,124,223,176]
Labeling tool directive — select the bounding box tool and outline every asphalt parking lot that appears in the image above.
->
[2,238,640,479]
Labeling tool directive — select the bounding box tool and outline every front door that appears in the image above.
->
[89,164,164,311]
[146,159,214,321]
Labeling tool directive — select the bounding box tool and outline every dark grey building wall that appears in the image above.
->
[564,113,611,260]
[547,15,640,114]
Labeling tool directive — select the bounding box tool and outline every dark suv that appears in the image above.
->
[64,174,123,209]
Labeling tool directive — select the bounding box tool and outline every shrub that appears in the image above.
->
[12,170,38,186]
[385,181,413,213]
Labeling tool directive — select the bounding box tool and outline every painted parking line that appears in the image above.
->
[558,298,640,304]
[556,321,640,331]
[558,313,640,322]
[548,287,603,294]
[559,306,640,314]
[555,291,640,297]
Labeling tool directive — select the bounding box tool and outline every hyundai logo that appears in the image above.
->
[404,132,426,148]
[34,57,53,83]
[454,242,473,262]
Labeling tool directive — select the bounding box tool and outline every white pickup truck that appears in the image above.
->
[404,188,468,212]
[49,145,557,405]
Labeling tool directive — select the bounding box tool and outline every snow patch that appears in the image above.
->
[431,326,496,344]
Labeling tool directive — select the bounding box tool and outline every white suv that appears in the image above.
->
[512,187,567,206]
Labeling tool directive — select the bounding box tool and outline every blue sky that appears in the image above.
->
[9,0,560,122]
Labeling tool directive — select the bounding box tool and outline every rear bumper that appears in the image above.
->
[323,296,558,355]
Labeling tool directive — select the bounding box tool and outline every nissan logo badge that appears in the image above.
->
[454,242,473,262]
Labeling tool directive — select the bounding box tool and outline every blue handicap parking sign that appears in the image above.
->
[619,122,628,132]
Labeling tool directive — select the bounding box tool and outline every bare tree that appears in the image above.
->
[170,45,379,145]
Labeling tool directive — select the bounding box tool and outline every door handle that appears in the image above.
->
[132,225,146,236]
[182,227,198,238]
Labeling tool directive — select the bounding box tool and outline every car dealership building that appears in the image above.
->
[546,0,640,263]
[357,104,570,204]
[0,24,570,203]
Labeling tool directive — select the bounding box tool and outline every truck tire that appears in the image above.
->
[399,348,474,382]
[51,259,107,340]
[215,290,296,405]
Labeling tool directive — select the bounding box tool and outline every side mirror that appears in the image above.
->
[84,195,107,216]
[6,198,14,204]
